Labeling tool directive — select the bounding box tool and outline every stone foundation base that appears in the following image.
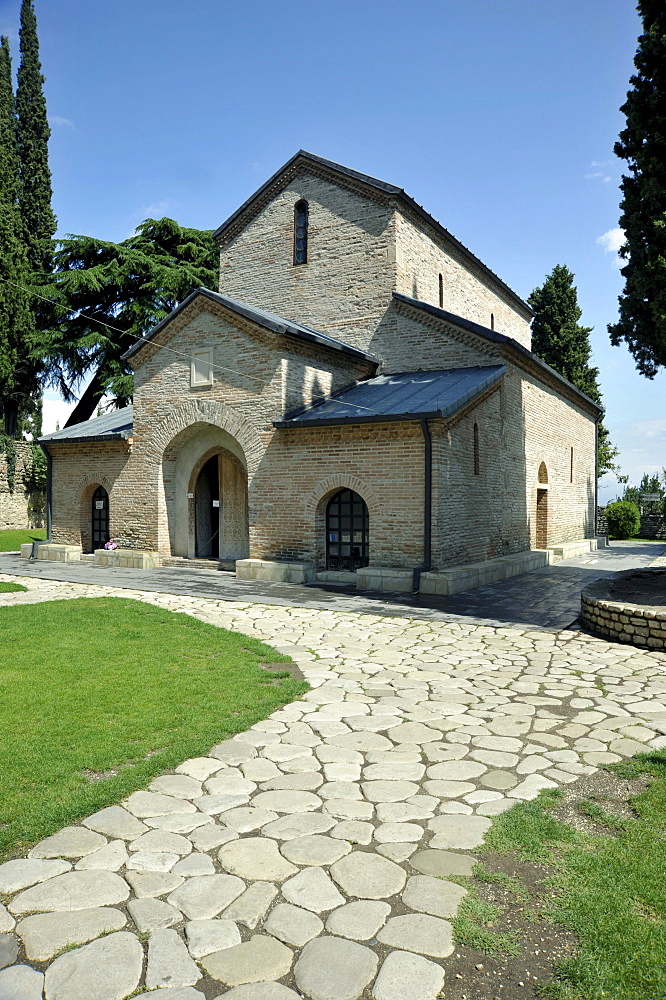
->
[236,559,316,584]
[21,543,82,562]
[93,548,160,569]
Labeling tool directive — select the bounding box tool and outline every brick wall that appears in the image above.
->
[0,442,45,531]
[49,440,131,550]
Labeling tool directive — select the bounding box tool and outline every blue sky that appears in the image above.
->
[1,0,662,501]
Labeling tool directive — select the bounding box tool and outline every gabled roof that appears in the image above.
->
[40,406,134,445]
[274,366,506,429]
[392,292,602,414]
[122,288,380,364]
[214,150,532,318]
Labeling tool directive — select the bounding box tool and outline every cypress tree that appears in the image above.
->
[16,0,56,273]
[608,1,666,376]
[529,265,618,476]
[0,35,38,437]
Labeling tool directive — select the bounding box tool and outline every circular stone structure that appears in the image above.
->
[581,569,666,650]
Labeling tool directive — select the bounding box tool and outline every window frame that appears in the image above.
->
[190,348,214,388]
[293,199,309,266]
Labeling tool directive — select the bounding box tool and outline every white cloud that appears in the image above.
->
[50,115,75,130]
[597,227,625,267]
[141,198,177,218]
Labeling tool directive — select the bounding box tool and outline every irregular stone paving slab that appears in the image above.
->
[294,935,379,1000]
[125,870,184,897]
[251,790,322,813]
[146,927,200,989]
[28,827,106,860]
[261,813,336,840]
[205,774,257,797]
[150,775,203,799]
[185,918,241,959]
[374,822,423,843]
[126,850,179,872]
[216,984,302,999]
[9,869,130,914]
[209,740,257,765]
[264,902,324,946]
[167,874,245,920]
[372,949,445,1000]
[81,805,148,840]
[222,882,277,929]
[361,780,420,802]
[403,874,467,918]
[281,834,352,866]
[262,772,324,791]
[0,932,18,969]
[0,858,71,894]
[330,851,407,899]
[127,897,182,933]
[201,933,293,985]
[330,820,374,844]
[219,838,298,881]
[378,913,454,958]
[44,931,143,1000]
[0,905,14,933]
[129,830,193,855]
[427,814,492,849]
[75,839,128,871]
[325,900,391,940]
[410,849,476,876]
[281,868,345,912]
[17,907,127,961]
[218,807,278,832]
[144,990,205,999]
[189,823,238,851]
[172,853,215,876]
[176,755,227,780]
[0,965,44,1000]
[125,791,197,817]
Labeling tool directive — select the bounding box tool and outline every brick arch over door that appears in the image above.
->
[146,399,264,555]
[305,476,381,570]
[78,475,114,553]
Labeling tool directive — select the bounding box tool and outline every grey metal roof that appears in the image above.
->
[393,293,603,414]
[213,150,533,317]
[274,366,506,429]
[122,288,379,365]
[39,406,134,444]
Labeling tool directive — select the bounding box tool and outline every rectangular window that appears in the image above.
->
[570,446,574,483]
[191,349,213,387]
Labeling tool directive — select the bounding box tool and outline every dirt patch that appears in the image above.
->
[260,660,305,682]
[609,568,666,609]
[444,766,654,1000]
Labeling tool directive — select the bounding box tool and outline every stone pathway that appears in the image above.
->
[0,573,665,999]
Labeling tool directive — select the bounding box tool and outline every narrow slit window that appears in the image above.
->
[490,313,495,331]
[438,273,443,308]
[294,200,308,265]
[473,423,480,475]
[570,446,574,483]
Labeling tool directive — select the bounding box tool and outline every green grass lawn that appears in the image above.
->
[0,596,307,860]
[0,527,46,551]
[478,753,666,1000]
[0,582,27,593]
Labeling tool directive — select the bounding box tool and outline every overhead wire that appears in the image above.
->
[0,274,377,416]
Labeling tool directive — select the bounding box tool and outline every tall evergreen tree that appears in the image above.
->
[529,265,618,476]
[15,0,56,272]
[0,35,38,438]
[608,1,666,377]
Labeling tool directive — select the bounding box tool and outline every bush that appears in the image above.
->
[604,500,641,539]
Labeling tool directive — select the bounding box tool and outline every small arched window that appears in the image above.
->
[473,423,480,475]
[438,273,443,308]
[490,313,495,331]
[294,200,308,265]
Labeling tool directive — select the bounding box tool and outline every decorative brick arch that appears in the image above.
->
[148,398,264,476]
[304,475,381,519]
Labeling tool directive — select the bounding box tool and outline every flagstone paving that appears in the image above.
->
[0,572,665,998]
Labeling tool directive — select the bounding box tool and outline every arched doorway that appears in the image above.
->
[195,456,220,558]
[326,489,369,571]
[91,485,109,549]
[536,463,548,548]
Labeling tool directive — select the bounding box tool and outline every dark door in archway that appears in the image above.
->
[326,489,369,571]
[91,485,109,549]
[195,455,220,558]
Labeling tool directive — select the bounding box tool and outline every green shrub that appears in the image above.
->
[604,500,641,539]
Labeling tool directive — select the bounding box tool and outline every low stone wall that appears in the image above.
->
[0,441,46,530]
[581,573,666,650]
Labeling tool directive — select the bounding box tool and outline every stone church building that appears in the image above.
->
[39,151,601,593]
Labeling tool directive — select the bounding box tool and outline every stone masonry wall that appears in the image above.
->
[394,210,532,348]
[0,441,45,530]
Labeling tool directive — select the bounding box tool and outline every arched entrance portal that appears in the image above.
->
[326,489,369,571]
[91,485,109,549]
[191,448,248,562]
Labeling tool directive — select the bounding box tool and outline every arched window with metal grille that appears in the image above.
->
[294,200,309,265]
[326,489,369,571]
